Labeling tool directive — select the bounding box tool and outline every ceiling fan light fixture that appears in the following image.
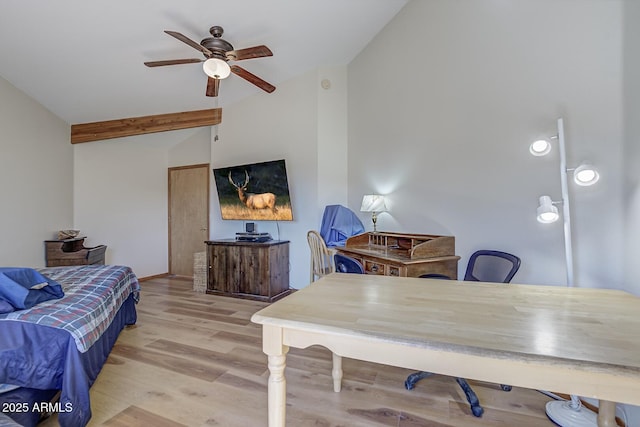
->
[203,58,231,79]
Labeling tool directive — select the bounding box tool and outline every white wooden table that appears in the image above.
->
[251,273,640,427]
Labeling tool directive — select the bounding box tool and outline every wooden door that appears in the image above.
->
[168,164,210,277]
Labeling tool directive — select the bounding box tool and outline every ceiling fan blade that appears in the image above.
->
[226,45,273,61]
[230,65,275,93]
[164,30,212,56]
[206,77,220,97]
[144,58,203,67]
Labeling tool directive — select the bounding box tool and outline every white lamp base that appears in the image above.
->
[545,400,598,427]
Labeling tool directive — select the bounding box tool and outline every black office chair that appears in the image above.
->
[405,250,521,418]
[334,253,365,274]
[462,250,521,283]
[418,273,452,280]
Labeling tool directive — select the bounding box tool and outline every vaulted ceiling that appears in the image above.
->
[0,0,407,124]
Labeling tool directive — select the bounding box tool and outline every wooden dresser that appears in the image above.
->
[44,237,107,267]
[205,239,292,302]
[336,232,460,278]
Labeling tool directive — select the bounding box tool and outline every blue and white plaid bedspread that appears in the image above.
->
[0,265,140,353]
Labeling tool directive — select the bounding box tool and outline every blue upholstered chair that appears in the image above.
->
[405,250,521,418]
[333,253,364,274]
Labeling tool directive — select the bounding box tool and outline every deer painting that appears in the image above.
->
[228,170,278,214]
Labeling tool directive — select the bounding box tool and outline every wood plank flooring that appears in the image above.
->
[40,277,557,427]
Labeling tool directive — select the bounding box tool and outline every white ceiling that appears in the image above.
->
[0,0,407,124]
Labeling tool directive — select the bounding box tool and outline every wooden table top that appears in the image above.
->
[252,273,640,378]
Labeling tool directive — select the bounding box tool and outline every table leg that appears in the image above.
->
[332,352,343,392]
[263,325,289,427]
[268,354,288,427]
[597,400,616,427]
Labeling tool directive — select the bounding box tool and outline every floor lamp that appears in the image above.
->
[531,118,601,427]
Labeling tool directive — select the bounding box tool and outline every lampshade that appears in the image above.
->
[529,139,552,156]
[360,195,387,213]
[536,195,559,223]
[202,58,231,79]
[573,163,599,186]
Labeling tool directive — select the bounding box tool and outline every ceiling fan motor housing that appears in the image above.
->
[201,26,233,59]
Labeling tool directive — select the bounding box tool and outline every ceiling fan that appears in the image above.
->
[144,25,275,97]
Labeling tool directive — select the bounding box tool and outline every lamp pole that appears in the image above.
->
[557,118,574,287]
[544,118,598,427]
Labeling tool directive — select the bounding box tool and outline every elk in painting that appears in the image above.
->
[228,170,278,214]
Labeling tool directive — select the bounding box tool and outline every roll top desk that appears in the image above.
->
[335,231,460,278]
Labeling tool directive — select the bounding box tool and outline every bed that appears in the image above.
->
[0,264,140,427]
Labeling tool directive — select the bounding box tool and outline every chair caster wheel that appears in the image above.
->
[471,405,484,417]
[500,384,512,392]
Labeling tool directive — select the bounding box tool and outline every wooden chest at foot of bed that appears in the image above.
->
[44,237,107,267]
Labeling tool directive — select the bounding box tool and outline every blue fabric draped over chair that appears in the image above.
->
[320,205,365,248]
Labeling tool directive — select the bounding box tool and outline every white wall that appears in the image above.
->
[348,0,625,288]
[317,66,349,208]
[623,0,640,296]
[168,127,211,168]
[0,74,211,277]
[622,0,640,423]
[211,67,350,289]
[73,128,209,278]
[0,76,73,266]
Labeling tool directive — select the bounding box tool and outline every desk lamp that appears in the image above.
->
[360,195,387,233]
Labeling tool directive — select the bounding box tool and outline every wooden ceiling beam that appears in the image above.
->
[70,108,222,144]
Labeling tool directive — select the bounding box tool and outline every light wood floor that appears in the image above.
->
[41,276,557,427]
